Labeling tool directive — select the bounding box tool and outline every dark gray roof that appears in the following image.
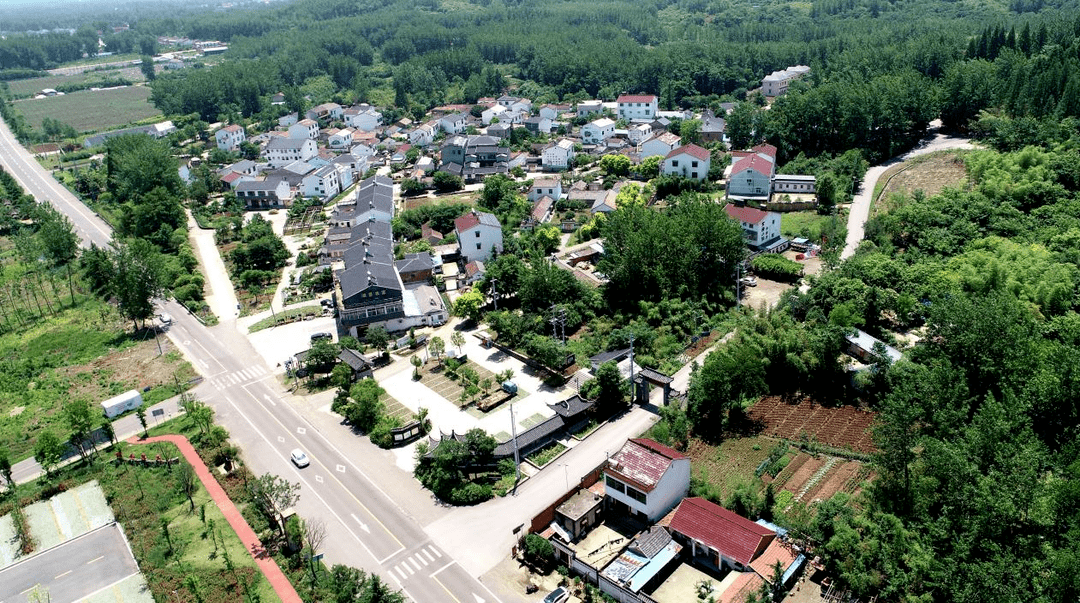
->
[395,252,434,274]
[633,367,673,385]
[83,125,156,147]
[338,348,372,371]
[630,526,673,559]
[547,394,594,418]
[590,348,631,369]
[337,259,401,298]
[235,177,284,193]
[351,175,394,217]
[266,137,309,151]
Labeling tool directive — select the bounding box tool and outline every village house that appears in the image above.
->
[395,252,435,285]
[521,196,555,231]
[617,94,659,121]
[454,209,503,263]
[236,177,292,209]
[524,115,554,135]
[328,128,355,149]
[542,139,576,171]
[408,122,437,147]
[726,143,778,200]
[667,497,776,572]
[288,118,320,140]
[486,122,511,139]
[603,438,691,523]
[761,65,811,97]
[700,109,727,145]
[576,100,604,116]
[306,102,343,123]
[215,124,246,151]
[301,164,341,200]
[640,132,682,159]
[263,137,317,168]
[343,105,382,131]
[772,174,817,195]
[582,118,615,145]
[482,104,507,125]
[439,112,469,135]
[662,144,711,181]
[278,112,298,127]
[528,178,563,202]
[539,103,571,120]
[724,203,782,251]
[438,135,509,182]
[627,123,652,145]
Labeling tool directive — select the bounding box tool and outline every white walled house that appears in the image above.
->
[288,119,320,140]
[408,123,437,147]
[724,203,781,250]
[351,143,376,162]
[762,65,811,97]
[726,143,777,200]
[306,102,343,122]
[481,104,507,125]
[524,116,553,134]
[278,112,298,127]
[344,105,382,131]
[603,438,691,523]
[576,100,604,116]
[581,118,615,145]
[328,128,355,149]
[773,174,817,194]
[628,123,652,144]
[616,94,659,121]
[215,125,246,151]
[528,178,563,202]
[662,144,711,181]
[439,112,468,134]
[302,164,341,200]
[640,132,681,159]
[236,177,292,209]
[263,137,317,168]
[454,210,503,263]
[543,139,575,171]
[538,103,570,121]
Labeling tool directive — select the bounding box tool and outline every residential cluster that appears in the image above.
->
[544,437,805,603]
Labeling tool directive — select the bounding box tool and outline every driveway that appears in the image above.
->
[187,210,239,321]
[842,121,975,259]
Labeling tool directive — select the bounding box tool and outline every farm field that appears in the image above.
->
[6,67,145,99]
[12,85,160,133]
[749,396,877,454]
[685,436,773,502]
[871,150,969,217]
[765,452,872,506]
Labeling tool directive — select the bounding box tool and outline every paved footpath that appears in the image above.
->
[126,434,303,603]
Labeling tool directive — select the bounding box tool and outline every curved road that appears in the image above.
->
[842,122,975,260]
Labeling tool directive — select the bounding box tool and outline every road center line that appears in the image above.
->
[54,570,73,579]
[87,555,105,564]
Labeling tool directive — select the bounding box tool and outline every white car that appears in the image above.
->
[543,587,569,603]
[740,276,758,287]
[159,313,174,325]
[290,449,310,468]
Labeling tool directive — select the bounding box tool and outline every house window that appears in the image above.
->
[692,161,698,168]
[476,243,482,250]
[605,476,626,494]
[475,231,481,238]
[692,172,698,179]
[626,486,647,504]
[672,160,679,167]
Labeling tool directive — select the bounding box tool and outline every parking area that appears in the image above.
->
[243,313,339,370]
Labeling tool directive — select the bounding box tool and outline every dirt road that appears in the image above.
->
[842,121,975,260]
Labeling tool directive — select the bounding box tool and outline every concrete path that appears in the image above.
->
[127,434,303,603]
[187,210,239,321]
[842,121,975,260]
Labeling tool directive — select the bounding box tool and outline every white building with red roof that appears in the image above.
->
[603,438,691,522]
[640,132,682,160]
[215,124,246,151]
[454,210,503,263]
[668,497,777,571]
[724,203,781,250]
[727,143,777,200]
[617,94,659,121]
[662,143,711,181]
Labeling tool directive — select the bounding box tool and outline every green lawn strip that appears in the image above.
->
[519,412,546,429]
[780,211,831,241]
[526,442,566,468]
[418,360,497,407]
[248,306,323,332]
[570,419,600,439]
[378,390,413,422]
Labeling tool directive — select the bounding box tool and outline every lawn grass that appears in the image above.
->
[0,288,196,461]
[247,306,325,332]
[780,210,831,242]
[12,85,160,134]
[7,68,144,99]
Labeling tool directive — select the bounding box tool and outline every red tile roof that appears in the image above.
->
[220,171,242,183]
[718,572,765,603]
[668,498,775,566]
[730,154,774,178]
[618,94,658,104]
[666,143,710,161]
[724,204,770,225]
[454,212,480,233]
[606,438,687,493]
[749,539,799,582]
[752,143,778,160]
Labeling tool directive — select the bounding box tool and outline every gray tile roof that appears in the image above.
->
[395,252,434,274]
[265,137,310,151]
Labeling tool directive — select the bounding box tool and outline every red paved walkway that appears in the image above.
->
[126,435,303,603]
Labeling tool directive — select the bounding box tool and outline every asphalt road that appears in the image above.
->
[0,523,139,603]
[0,119,112,249]
[0,120,517,602]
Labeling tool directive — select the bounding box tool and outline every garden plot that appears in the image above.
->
[419,360,498,407]
[23,480,114,552]
[749,396,878,453]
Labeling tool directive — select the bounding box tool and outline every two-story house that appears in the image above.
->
[278,113,299,127]
[524,116,553,135]
[439,135,509,183]
[301,164,341,200]
[628,123,652,145]
[288,118,320,140]
[582,118,615,145]
[408,122,437,147]
[576,100,604,116]
[439,112,468,135]
[306,102,343,123]
[454,210,503,263]
[640,132,681,159]
[481,104,507,125]
[616,94,659,121]
[724,203,781,250]
[602,438,691,522]
[343,105,382,131]
[538,103,570,121]
[543,139,575,171]
[700,109,726,145]
[528,178,563,203]
[662,144,711,181]
[726,143,777,200]
[328,128,354,149]
[761,65,811,97]
[215,125,245,151]
[263,137,317,168]
[235,177,292,209]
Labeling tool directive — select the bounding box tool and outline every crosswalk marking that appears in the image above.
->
[423,549,434,562]
[389,545,444,581]
[402,562,414,575]
[395,567,407,580]
[210,365,270,390]
[429,545,442,558]
[410,557,422,570]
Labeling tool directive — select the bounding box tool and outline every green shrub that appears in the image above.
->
[522,533,554,568]
[750,254,804,282]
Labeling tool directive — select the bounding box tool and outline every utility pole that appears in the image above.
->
[549,304,566,344]
[510,401,521,494]
[490,277,498,311]
[629,332,635,404]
